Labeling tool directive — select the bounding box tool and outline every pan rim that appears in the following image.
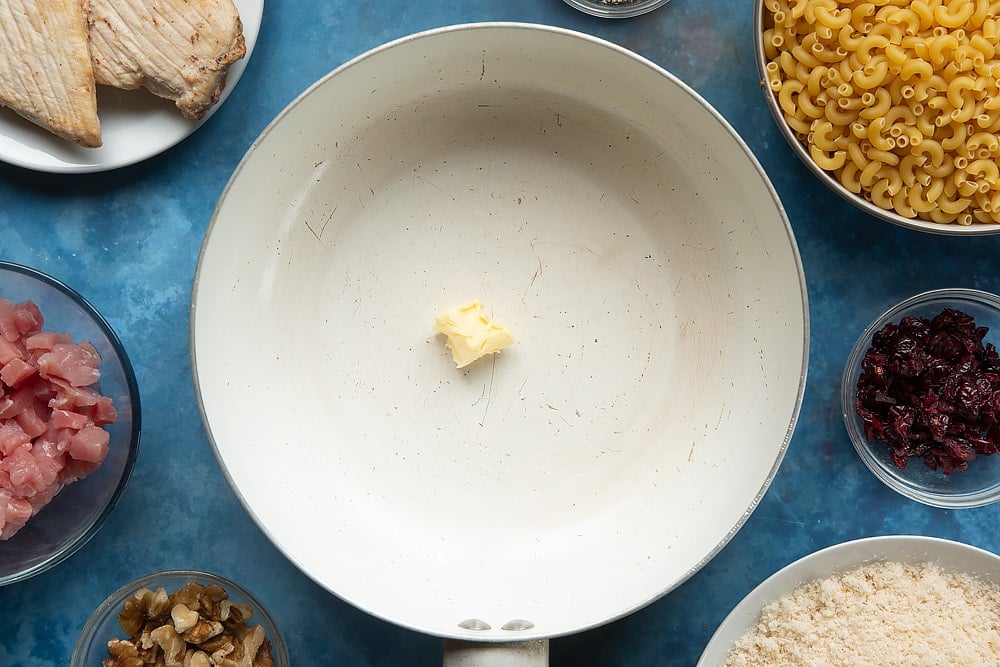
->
[190,21,810,642]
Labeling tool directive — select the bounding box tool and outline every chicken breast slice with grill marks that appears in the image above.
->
[88,0,246,121]
[0,0,101,147]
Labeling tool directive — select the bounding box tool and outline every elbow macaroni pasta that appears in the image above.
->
[763,0,1000,225]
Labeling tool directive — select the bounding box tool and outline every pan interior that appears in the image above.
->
[193,25,806,641]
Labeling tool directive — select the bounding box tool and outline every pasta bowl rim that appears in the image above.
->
[752,0,1000,237]
[841,287,1000,509]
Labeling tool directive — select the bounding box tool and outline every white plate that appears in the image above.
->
[192,24,808,643]
[0,0,263,173]
[697,535,1000,665]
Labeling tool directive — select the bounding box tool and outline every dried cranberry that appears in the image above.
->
[855,307,1000,474]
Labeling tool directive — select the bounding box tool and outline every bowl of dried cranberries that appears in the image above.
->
[842,288,1000,508]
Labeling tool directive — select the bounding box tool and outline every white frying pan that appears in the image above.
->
[191,23,808,664]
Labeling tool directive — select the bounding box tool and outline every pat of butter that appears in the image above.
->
[433,301,514,368]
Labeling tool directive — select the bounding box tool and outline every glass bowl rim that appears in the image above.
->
[71,568,290,666]
[562,0,670,19]
[0,260,142,585]
[841,287,1000,509]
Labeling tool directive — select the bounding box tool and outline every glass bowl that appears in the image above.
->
[753,0,1000,236]
[842,288,1000,508]
[72,570,290,667]
[0,261,140,584]
[563,0,669,19]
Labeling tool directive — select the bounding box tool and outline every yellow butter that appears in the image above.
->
[433,300,514,368]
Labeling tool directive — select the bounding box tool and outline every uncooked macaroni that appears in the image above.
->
[762,0,1000,225]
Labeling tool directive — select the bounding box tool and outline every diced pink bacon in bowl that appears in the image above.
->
[0,298,117,540]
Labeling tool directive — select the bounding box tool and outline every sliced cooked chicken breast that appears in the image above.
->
[88,0,246,121]
[0,0,101,147]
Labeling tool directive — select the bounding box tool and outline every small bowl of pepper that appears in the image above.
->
[562,0,670,19]
[842,288,1000,509]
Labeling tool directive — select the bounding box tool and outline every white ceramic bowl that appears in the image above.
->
[697,535,1000,665]
[842,289,1000,508]
[753,1,1000,235]
[192,23,808,643]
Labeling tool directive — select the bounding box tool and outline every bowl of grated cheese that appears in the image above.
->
[697,535,1000,667]
[755,0,1000,235]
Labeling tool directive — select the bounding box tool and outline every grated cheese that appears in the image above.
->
[724,560,1000,667]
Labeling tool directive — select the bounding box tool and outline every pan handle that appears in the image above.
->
[442,639,550,667]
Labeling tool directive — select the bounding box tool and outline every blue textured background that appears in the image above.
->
[2,1,999,665]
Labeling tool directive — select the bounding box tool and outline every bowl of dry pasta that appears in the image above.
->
[756,0,1000,235]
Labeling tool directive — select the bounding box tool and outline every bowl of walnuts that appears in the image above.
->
[755,0,1000,235]
[71,570,289,667]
